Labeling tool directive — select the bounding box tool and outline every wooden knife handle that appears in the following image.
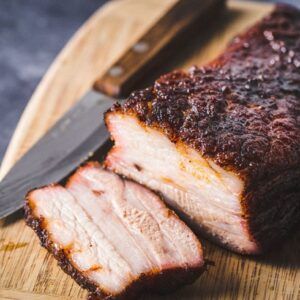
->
[93,0,224,98]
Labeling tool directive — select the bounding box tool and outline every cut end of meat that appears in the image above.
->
[25,162,204,299]
[105,113,259,254]
[105,5,300,255]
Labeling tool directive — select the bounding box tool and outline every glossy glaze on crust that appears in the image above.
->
[24,162,204,299]
[109,5,300,186]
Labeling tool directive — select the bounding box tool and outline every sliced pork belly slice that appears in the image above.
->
[25,162,204,299]
[105,113,256,254]
[105,5,300,255]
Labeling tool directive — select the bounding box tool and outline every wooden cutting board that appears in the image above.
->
[0,1,299,299]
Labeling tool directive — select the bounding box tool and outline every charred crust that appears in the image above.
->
[106,5,300,185]
[243,168,300,250]
[105,5,300,253]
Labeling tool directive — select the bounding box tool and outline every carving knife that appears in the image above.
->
[0,0,224,219]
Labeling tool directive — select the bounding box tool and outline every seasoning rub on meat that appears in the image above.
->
[105,5,300,254]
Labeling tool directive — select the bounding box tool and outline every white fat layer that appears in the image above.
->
[67,172,155,275]
[29,165,203,295]
[106,114,258,253]
[31,186,129,293]
[125,181,203,264]
[77,167,179,268]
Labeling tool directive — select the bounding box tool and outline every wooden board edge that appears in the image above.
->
[0,0,177,180]
[0,0,275,181]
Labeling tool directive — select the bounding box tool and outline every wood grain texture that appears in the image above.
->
[0,1,299,299]
[0,0,176,181]
[94,0,224,97]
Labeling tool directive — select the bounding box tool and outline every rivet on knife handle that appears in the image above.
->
[93,0,225,98]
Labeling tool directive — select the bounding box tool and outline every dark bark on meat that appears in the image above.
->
[108,4,300,183]
[106,5,300,252]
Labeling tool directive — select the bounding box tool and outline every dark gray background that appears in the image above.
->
[0,0,107,161]
[0,0,299,162]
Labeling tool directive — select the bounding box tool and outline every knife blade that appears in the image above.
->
[0,91,114,218]
[0,0,224,218]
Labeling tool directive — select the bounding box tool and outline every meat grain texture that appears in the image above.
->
[25,163,204,299]
[105,5,300,254]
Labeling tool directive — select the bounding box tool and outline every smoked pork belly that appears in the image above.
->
[105,5,300,254]
[25,162,204,299]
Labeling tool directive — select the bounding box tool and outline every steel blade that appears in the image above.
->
[0,90,115,218]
